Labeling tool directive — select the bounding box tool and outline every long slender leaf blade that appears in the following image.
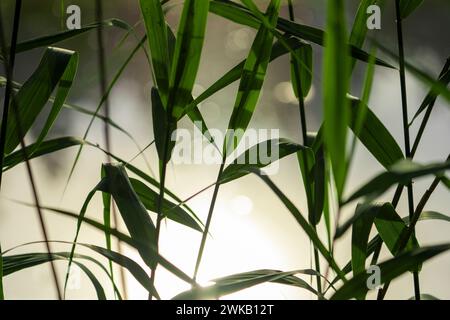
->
[140,0,170,104]
[209,0,394,68]
[348,96,404,169]
[399,0,424,19]
[181,37,304,120]
[129,178,203,232]
[3,136,83,170]
[4,47,75,154]
[99,164,157,268]
[15,19,130,53]
[220,138,303,184]
[332,244,450,300]
[225,0,281,154]
[169,0,210,118]
[323,0,350,198]
[173,270,315,300]
[345,159,450,203]
[291,43,312,98]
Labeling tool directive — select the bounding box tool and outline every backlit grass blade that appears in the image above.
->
[323,0,350,199]
[168,0,210,118]
[99,164,157,268]
[349,0,379,70]
[209,0,394,69]
[139,0,170,104]
[129,178,203,232]
[181,37,304,119]
[100,166,114,295]
[33,52,79,155]
[220,138,304,184]
[351,204,378,281]
[74,243,160,299]
[345,159,450,204]
[399,0,424,18]
[151,87,176,164]
[225,0,281,155]
[13,201,195,286]
[404,211,450,224]
[331,244,450,300]
[3,47,77,155]
[409,61,450,126]
[375,41,450,103]
[173,270,320,300]
[2,136,83,170]
[86,141,200,221]
[348,96,404,169]
[290,42,312,99]
[15,19,131,53]
[64,36,146,193]
[3,252,108,300]
[374,203,419,257]
[244,168,346,281]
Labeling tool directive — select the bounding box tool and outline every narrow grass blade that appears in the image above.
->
[2,136,83,170]
[403,211,450,224]
[220,138,303,184]
[139,0,170,104]
[374,203,419,256]
[409,62,450,126]
[375,41,450,103]
[351,204,378,284]
[173,270,319,300]
[225,0,281,154]
[10,201,195,286]
[3,47,77,154]
[244,168,346,281]
[181,37,303,120]
[348,96,404,169]
[323,0,350,199]
[64,36,146,193]
[151,87,176,164]
[99,164,157,268]
[168,0,210,118]
[3,252,108,300]
[130,178,203,232]
[291,43,312,98]
[15,19,131,53]
[399,0,424,18]
[344,159,450,204]
[349,0,379,70]
[331,244,450,300]
[100,166,114,294]
[209,0,394,69]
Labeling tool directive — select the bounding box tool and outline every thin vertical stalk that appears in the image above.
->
[193,158,226,281]
[0,0,62,300]
[95,0,127,299]
[287,0,321,298]
[148,131,170,300]
[378,0,420,300]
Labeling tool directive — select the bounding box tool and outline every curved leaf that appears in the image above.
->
[220,138,303,184]
[323,0,350,198]
[173,269,319,300]
[15,19,130,53]
[345,159,450,204]
[129,177,203,232]
[4,47,77,155]
[225,0,281,155]
[331,244,450,300]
